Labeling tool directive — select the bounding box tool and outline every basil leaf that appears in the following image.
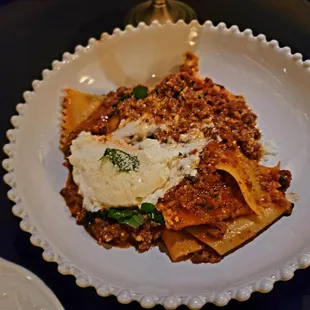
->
[107,208,144,228]
[101,148,139,172]
[141,202,156,213]
[118,213,144,227]
[84,210,107,224]
[133,85,148,99]
[153,212,165,225]
[107,208,135,219]
[141,203,165,225]
[84,208,144,228]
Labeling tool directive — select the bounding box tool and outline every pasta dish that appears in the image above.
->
[60,52,293,264]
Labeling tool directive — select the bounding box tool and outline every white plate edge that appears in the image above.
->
[0,258,64,309]
[3,19,310,309]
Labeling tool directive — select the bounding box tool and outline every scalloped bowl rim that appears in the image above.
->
[3,20,310,308]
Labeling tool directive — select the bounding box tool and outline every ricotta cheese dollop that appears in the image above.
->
[69,121,209,212]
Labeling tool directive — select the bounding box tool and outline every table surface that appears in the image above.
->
[1,0,310,309]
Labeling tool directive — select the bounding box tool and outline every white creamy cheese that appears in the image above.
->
[142,153,201,206]
[69,122,210,212]
[112,118,158,141]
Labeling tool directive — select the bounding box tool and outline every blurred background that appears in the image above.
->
[1,1,310,309]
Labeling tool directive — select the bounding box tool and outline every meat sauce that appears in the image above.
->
[60,173,163,253]
[60,53,292,263]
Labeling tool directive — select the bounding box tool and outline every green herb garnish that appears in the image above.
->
[133,85,148,99]
[107,208,144,228]
[100,148,139,172]
[141,202,165,225]
[84,210,107,225]
[83,208,144,228]
[198,93,204,99]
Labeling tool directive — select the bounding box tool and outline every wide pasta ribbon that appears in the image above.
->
[216,147,290,215]
[61,89,104,145]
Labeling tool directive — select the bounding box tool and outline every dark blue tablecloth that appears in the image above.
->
[1,0,310,309]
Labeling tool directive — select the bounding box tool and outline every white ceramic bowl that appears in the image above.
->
[0,258,63,309]
[3,20,310,308]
